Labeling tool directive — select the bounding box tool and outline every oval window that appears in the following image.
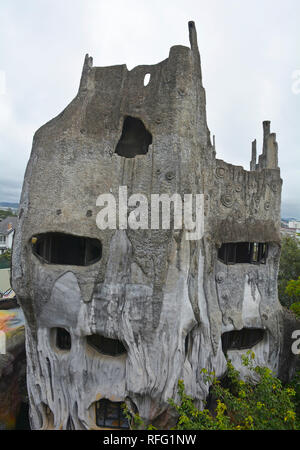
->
[32,232,102,266]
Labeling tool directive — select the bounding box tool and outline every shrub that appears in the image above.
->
[170,352,299,430]
[290,302,300,318]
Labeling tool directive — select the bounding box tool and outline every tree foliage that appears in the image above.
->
[126,354,300,430]
[278,236,300,307]
[285,276,300,302]
[0,209,17,220]
[0,249,11,269]
[169,353,299,430]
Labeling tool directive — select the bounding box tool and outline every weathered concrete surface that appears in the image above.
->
[11,22,294,429]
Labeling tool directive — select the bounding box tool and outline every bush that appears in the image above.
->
[170,352,299,430]
[290,302,300,318]
[288,371,300,417]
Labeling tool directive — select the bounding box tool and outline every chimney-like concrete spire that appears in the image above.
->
[188,21,202,83]
[263,120,271,155]
[79,53,93,92]
[250,139,257,171]
[257,121,279,170]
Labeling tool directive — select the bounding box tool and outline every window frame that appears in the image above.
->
[217,242,268,265]
[95,399,129,429]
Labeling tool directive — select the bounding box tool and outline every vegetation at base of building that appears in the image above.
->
[125,353,300,430]
[278,236,300,308]
[288,371,300,418]
[290,302,300,318]
[0,209,17,220]
[285,276,300,299]
[0,250,11,269]
[170,353,299,430]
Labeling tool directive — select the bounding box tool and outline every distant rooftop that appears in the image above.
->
[0,216,18,235]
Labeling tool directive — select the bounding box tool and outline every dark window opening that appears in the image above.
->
[32,232,102,266]
[218,242,268,265]
[115,116,152,158]
[55,328,71,351]
[95,399,129,429]
[222,328,265,354]
[185,330,195,357]
[66,415,75,430]
[185,334,189,355]
[87,334,127,357]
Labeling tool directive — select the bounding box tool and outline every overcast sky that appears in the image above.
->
[0,0,299,217]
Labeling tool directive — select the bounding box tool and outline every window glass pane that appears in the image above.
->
[95,400,129,429]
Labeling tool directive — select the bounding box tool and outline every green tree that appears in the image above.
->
[0,209,17,220]
[0,249,11,269]
[285,276,300,301]
[278,236,300,307]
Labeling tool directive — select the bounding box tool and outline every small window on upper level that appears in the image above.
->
[54,327,71,351]
[87,334,127,357]
[144,73,151,86]
[115,116,152,158]
[218,242,268,265]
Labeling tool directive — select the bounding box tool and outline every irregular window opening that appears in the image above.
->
[55,327,71,351]
[218,242,268,265]
[95,399,129,429]
[115,116,152,158]
[87,334,127,357]
[32,232,102,266]
[144,73,151,86]
[185,330,194,357]
[221,328,265,354]
[185,334,189,355]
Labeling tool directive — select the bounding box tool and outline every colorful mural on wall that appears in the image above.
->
[0,306,26,429]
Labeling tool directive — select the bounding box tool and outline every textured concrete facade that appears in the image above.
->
[11,22,297,430]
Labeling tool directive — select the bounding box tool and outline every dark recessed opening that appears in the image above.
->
[66,415,75,430]
[221,328,265,354]
[185,334,189,355]
[218,242,268,265]
[32,232,102,266]
[95,399,129,429]
[185,330,194,357]
[55,327,71,351]
[87,334,127,357]
[115,116,152,158]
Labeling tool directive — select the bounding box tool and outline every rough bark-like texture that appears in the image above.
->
[11,22,295,430]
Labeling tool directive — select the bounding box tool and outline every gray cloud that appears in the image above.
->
[0,0,299,217]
